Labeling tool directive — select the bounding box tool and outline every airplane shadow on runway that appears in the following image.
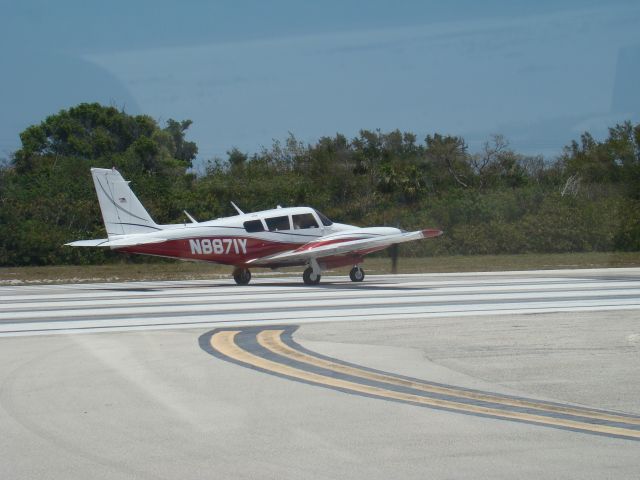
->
[99,282,426,292]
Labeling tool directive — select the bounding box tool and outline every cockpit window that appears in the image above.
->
[314,210,333,226]
[265,215,291,231]
[292,213,319,229]
[243,219,264,232]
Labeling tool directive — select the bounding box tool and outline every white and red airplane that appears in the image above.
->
[67,168,442,285]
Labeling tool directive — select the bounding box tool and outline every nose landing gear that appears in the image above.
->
[349,266,365,282]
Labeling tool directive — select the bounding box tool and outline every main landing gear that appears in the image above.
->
[234,263,364,286]
[233,267,251,285]
[302,263,366,285]
[303,258,322,285]
[303,266,321,285]
[349,266,365,282]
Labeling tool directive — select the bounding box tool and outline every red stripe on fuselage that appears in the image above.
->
[115,234,393,268]
[294,237,361,252]
[117,237,301,266]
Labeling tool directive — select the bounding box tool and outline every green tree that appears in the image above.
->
[423,133,472,191]
[1,103,198,266]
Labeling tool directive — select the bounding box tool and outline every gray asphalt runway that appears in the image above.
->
[1,269,639,479]
[2,268,640,336]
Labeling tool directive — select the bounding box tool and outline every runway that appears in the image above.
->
[1,268,639,479]
[1,268,640,336]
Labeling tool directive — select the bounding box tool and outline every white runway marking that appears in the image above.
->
[1,269,639,337]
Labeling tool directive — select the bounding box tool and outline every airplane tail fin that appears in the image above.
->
[90,168,159,238]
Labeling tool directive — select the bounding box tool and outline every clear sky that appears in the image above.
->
[1,1,638,163]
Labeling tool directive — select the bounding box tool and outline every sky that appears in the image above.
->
[1,1,639,163]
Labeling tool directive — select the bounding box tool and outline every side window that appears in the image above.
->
[243,219,264,232]
[292,213,319,229]
[265,215,291,231]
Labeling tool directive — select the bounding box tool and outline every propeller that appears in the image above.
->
[389,219,401,274]
[390,244,399,274]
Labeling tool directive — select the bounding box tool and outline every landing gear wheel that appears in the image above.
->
[349,266,365,282]
[233,268,251,285]
[303,267,321,285]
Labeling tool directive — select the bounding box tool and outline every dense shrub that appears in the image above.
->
[0,104,637,266]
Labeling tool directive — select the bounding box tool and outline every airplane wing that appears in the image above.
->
[248,229,442,265]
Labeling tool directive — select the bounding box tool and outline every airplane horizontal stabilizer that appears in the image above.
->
[64,239,110,247]
[101,237,169,248]
[65,237,168,248]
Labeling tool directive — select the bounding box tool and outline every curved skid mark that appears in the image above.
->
[199,326,640,441]
[278,325,640,421]
[257,330,640,427]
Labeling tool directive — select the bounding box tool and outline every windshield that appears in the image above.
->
[314,210,333,226]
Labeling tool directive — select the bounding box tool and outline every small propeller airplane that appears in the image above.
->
[67,168,443,285]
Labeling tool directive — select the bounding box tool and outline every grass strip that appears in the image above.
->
[1,252,639,285]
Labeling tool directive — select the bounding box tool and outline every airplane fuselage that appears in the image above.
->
[115,206,401,269]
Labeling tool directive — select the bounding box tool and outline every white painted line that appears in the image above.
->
[1,270,639,337]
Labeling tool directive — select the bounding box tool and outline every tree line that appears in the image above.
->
[0,103,638,266]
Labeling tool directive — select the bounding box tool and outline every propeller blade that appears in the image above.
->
[390,244,399,274]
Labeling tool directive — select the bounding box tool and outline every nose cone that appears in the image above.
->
[422,229,443,238]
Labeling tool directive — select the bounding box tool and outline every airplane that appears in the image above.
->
[66,168,443,285]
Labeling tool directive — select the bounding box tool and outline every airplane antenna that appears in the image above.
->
[230,201,244,215]
[183,210,199,224]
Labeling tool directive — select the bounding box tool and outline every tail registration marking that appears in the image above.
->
[189,238,247,256]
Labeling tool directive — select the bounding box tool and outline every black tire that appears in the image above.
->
[349,266,365,282]
[233,268,251,285]
[303,266,321,285]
